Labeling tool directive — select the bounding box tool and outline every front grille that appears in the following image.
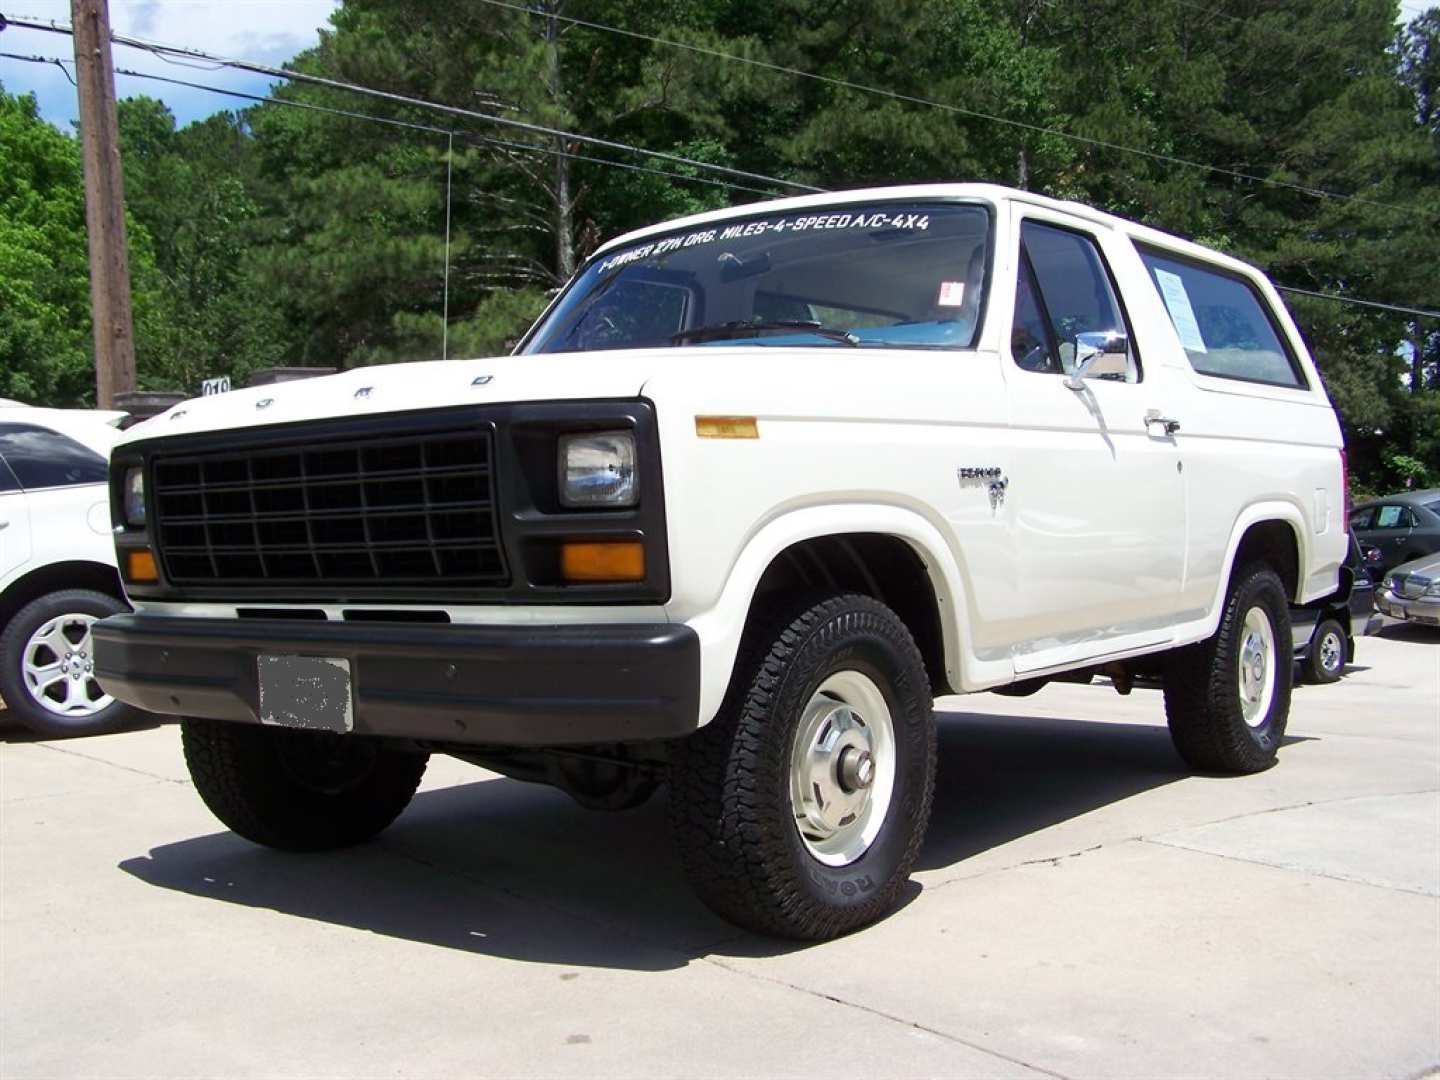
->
[151,428,507,590]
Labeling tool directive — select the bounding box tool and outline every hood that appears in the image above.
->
[115,351,661,448]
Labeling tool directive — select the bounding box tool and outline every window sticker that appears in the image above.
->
[1153,268,1208,354]
[937,281,966,307]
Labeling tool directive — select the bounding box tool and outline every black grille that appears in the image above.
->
[151,428,507,589]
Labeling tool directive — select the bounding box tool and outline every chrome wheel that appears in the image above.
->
[789,670,896,867]
[1317,628,1344,676]
[21,613,113,718]
[1238,606,1276,728]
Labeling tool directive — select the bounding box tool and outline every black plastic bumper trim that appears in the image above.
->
[93,614,699,747]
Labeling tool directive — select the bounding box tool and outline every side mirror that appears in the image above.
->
[1064,331,1128,390]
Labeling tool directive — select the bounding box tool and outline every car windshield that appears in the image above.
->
[521,202,991,355]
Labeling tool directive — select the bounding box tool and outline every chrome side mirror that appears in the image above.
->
[1064,331,1128,390]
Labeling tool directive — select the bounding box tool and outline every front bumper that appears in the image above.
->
[1377,590,1440,626]
[92,614,700,746]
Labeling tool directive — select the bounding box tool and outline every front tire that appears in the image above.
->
[670,594,936,940]
[1163,564,1293,773]
[1303,618,1347,685]
[0,589,137,737]
[181,718,428,851]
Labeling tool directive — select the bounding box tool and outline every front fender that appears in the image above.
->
[674,503,1006,727]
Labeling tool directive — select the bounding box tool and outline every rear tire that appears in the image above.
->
[1303,618,1347,685]
[670,594,936,940]
[1163,564,1292,774]
[181,718,428,851]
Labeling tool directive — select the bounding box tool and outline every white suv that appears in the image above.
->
[95,184,1349,938]
[0,404,135,736]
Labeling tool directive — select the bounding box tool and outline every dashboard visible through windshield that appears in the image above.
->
[521,202,992,354]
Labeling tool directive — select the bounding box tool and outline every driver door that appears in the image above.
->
[1002,208,1187,673]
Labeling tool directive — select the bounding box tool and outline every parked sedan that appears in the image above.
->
[1350,489,1440,574]
[1377,551,1440,628]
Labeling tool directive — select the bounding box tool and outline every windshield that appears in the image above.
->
[521,202,991,354]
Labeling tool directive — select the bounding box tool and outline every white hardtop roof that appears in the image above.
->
[590,182,1269,284]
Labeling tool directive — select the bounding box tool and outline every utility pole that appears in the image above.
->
[71,0,136,408]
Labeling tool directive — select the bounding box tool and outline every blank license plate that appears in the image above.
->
[257,655,354,733]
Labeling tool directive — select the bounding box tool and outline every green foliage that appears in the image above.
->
[0,88,94,403]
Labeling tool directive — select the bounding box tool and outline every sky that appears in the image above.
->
[0,0,340,129]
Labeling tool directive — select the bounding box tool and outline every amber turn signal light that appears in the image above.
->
[695,415,759,439]
[126,548,159,583]
[559,541,645,583]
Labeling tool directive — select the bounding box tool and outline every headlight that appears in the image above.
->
[122,466,146,527]
[559,431,637,508]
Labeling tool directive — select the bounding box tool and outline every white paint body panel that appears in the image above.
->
[113,184,1347,730]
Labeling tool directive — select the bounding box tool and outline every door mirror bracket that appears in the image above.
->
[1065,331,1128,390]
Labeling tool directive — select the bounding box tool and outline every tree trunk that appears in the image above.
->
[1411,326,1426,396]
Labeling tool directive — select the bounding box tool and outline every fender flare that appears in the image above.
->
[681,503,985,726]
[1200,500,1310,638]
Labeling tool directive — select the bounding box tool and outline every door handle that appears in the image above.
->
[0,520,8,530]
[1146,414,1181,436]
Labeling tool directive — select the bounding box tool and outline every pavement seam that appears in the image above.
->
[382,836,1072,1076]
[1138,837,1440,899]
[25,740,190,785]
[0,777,175,805]
[1144,787,1440,837]
[925,787,1440,894]
[700,954,1076,1080]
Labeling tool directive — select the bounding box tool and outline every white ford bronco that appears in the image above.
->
[96,184,1348,939]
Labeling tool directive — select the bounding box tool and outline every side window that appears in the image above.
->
[0,456,20,495]
[1138,248,1306,389]
[1010,255,1059,373]
[1015,221,1138,381]
[1349,507,1375,530]
[0,424,109,490]
[1374,505,1405,529]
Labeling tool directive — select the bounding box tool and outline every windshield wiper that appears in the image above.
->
[671,319,860,347]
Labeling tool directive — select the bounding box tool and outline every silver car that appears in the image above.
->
[1377,551,1440,628]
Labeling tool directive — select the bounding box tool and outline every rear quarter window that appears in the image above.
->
[1138,247,1307,389]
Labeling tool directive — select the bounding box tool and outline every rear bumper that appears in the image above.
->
[92,614,700,746]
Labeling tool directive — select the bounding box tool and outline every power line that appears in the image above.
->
[109,65,779,197]
[1276,285,1440,320]
[467,0,1424,217]
[0,48,74,85]
[1,13,820,196]
[4,24,1438,319]
[1,50,781,198]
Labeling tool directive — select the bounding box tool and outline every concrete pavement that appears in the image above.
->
[2,624,1437,1078]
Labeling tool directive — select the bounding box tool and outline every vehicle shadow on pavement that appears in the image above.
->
[916,711,1191,871]
[116,709,1309,971]
[1378,623,1440,644]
